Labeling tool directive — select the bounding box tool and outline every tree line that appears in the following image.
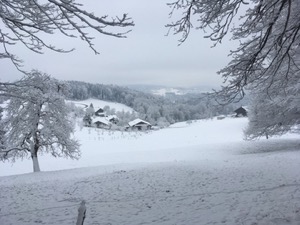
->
[66,80,239,126]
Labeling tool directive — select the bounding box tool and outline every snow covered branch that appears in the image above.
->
[167,0,300,103]
[0,0,134,70]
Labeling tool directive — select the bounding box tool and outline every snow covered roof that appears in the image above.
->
[95,108,104,113]
[107,115,118,120]
[234,106,248,111]
[92,117,111,126]
[128,119,151,127]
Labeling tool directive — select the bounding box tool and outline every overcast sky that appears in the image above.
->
[0,0,238,88]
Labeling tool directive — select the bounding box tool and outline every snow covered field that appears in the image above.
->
[70,98,135,113]
[0,117,300,225]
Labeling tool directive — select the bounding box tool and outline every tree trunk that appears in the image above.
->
[32,119,41,172]
[31,153,41,172]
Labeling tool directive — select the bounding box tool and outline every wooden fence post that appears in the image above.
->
[76,200,86,225]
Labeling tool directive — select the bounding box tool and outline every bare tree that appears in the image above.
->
[0,0,134,71]
[167,0,300,103]
[0,71,80,172]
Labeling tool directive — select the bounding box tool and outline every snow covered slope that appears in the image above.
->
[0,117,300,225]
[0,117,248,176]
[70,98,134,112]
[0,117,298,176]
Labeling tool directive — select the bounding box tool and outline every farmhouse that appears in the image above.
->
[234,107,247,117]
[107,115,119,124]
[128,119,152,130]
[95,108,106,117]
[92,118,111,129]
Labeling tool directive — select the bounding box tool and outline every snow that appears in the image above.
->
[1,117,300,225]
[92,117,111,126]
[152,88,183,96]
[70,98,134,113]
[128,118,151,126]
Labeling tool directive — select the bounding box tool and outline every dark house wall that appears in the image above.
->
[234,107,247,117]
[95,108,105,117]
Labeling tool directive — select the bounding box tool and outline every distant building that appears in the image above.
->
[95,108,106,117]
[234,107,247,117]
[93,118,111,129]
[128,119,152,130]
[107,115,119,124]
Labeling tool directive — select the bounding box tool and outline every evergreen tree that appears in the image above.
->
[86,103,95,117]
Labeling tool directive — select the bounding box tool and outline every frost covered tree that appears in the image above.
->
[245,47,300,139]
[82,103,94,127]
[0,71,80,172]
[0,0,134,71]
[245,90,300,139]
[86,103,95,117]
[167,0,300,103]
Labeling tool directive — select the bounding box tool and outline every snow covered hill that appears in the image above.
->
[0,117,248,176]
[0,117,300,225]
[70,98,135,113]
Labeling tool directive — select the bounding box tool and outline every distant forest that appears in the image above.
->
[66,80,242,126]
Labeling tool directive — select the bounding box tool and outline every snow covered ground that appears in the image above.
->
[70,98,135,113]
[0,117,300,225]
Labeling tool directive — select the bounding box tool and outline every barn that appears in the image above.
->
[107,115,119,124]
[93,118,111,129]
[234,107,247,117]
[95,108,106,117]
[128,119,152,130]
